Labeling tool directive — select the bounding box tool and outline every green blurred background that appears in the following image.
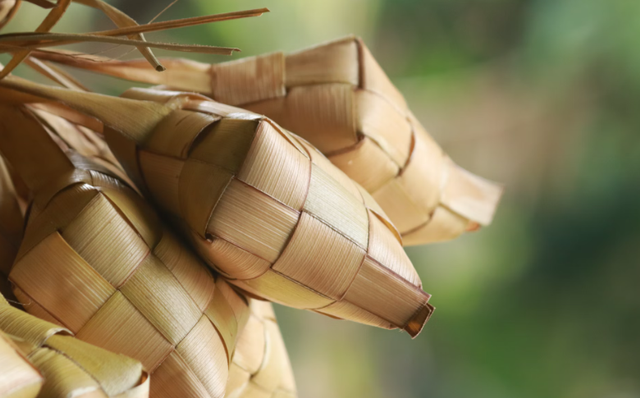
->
[4,1,640,397]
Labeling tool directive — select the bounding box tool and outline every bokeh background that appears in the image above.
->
[4,1,640,397]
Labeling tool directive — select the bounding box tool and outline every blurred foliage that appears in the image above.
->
[3,0,640,397]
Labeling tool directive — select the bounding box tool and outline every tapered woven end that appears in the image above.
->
[202,36,503,246]
[405,303,435,338]
[101,89,432,336]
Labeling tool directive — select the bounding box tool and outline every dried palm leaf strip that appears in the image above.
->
[0,292,149,398]
[226,300,297,398]
[0,104,251,398]
[0,156,22,302]
[26,56,88,91]
[23,0,55,8]
[40,37,503,245]
[1,7,268,49]
[0,6,267,77]
[0,0,20,30]
[0,77,435,337]
[0,330,42,398]
[72,0,163,71]
[0,0,70,79]
[0,33,239,55]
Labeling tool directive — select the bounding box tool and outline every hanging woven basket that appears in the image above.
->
[31,36,503,246]
[0,104,251,398]
[0,292,149,398]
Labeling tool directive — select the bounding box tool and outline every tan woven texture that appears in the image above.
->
[33,36,503,245]
[34,109,299,398]
[226,301,296,398]
[87,88,434,337]
[0,105,251,398]
[38,107,299,398]
[0,293,149,398]
[209,37,503,245]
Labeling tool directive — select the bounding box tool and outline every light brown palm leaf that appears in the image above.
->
[0,103,251,398]
[0,292,149,398]
[33,106,300,398]
[0,76,435,337]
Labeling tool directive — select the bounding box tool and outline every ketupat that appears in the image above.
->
[0,292,148,398]
[0,104,251,398]
[0,78,434,337]
[34,107,299,398]
[31,36,503,245]
[235,36,503,245]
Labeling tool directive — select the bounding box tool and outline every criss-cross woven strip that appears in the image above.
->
[207,37,503,245]
[0,105,251,398]
[39,107,300,398]
[0,156,22,300]
[227,300,297,398]
[34,107,299,398]
[105,88,434,337]
[38,37,503,245]
[0,293,149,398]
[0,78,434,336]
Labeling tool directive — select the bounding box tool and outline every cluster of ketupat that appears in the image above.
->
[0,1,502,397]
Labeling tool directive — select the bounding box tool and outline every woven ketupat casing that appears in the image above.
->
[227,300,297,398]
[0,105,250,398]
[35,108,299,398]
[38,36,503,245]
[203,36,503,245]
[0,293,148,398]
[101,89,433,337]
